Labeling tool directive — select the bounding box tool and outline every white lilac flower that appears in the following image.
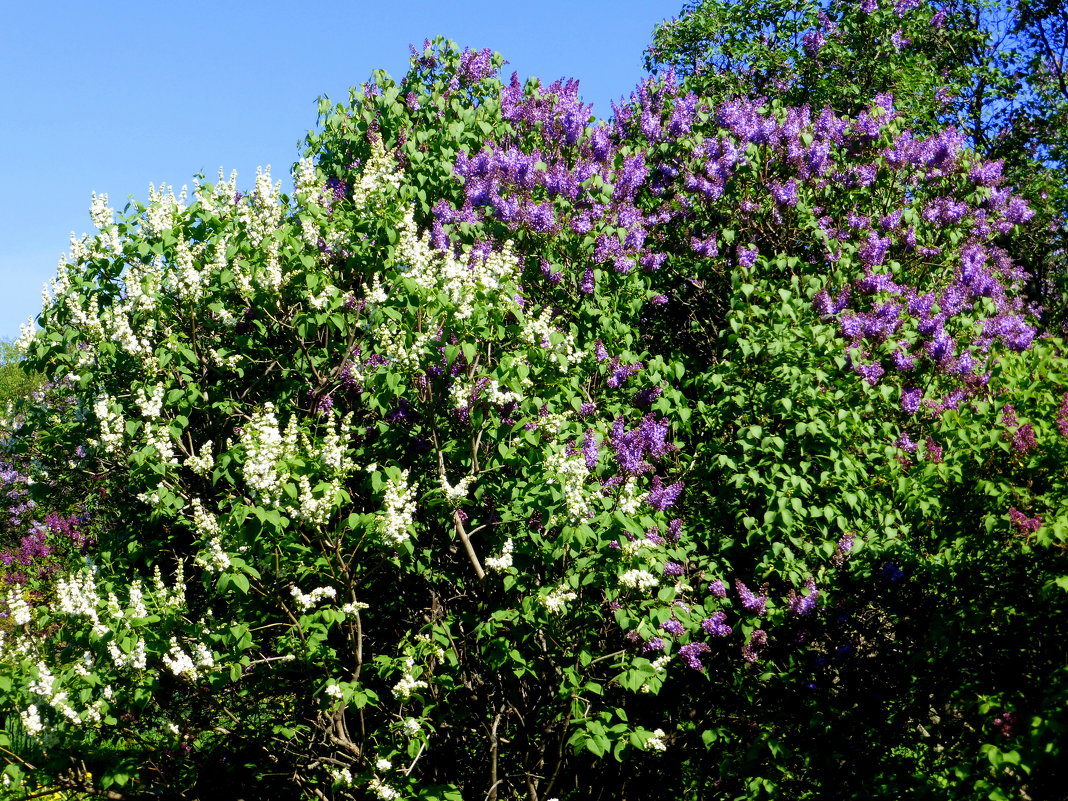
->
[540,585,577,614]
[185,440,215,475]
[485,539,514,572]
[369,777,401,800]
[324,683,344,700]
[439,474,473,506]
[341,601,369,615]
[93,396,125,453]
[375,758,393,771]
[645,728,668,752]
[20,704,44,736]
[290,585,337,611]
[392,658,428,699]
[351,138,402,211]
[162,638,199,679]
[544,448,595,523]
[6,591,31,626]
[378,470,418,546]
[327,767,354,787]
[522,307,582,371]
[619,569,659,590]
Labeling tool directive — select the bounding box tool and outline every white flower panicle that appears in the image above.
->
[392,656,428,699]
[369,778,401,800]
[144,183,187,237]
[449,377,522,411]
[394,210,521,318]
[541,585,578,614]
[163,636,214,680]
[616,477,643,515]
[522,307,583,370]
[544,448,596,523]
[135,383,165,420]
[485,539,515,572]
[352,138,403,210]
[645,728,669,752]
[94,396,125,453]
[378,469,418,546]
[20,704,44,737]
[439,474,474,506]
[144,421,179,466]
[290,585,337,611]
[185,440,215,475]
[6,591,31,626]
[619,569,659,590]
[193,168,239,218]
[190,498,231,573]
[240,403,294,503]
[56,571,107,636]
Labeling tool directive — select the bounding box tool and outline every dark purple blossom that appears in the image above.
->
[642,636,666,653]
[678,641,711,670]
[661,618,685,636]
[701,611,732,637]
[735,580,768,615]
[663,561,684,577]
[708,579,727,598]
[741,629,768,662]
[646,476,684,511]
[786,578,819,616]
[1008,508,1042,535]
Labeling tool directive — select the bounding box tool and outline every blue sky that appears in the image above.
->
[0,0,679,341]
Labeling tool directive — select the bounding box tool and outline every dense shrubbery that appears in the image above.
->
[0,11,1066,801]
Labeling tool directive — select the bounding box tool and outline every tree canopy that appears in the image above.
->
[1,7,1066,800]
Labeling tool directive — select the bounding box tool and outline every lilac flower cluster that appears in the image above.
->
[735,579,768,615]
[786,578,819,616]
[701,611,732,637]
[608,414,676,474]
[741,629,768,663]
[1008,508,1042,535]
[678,641,711,670]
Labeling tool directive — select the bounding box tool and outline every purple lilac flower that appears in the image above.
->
[642,636,666,653]
[607,358,643,388]
[663,561,684,577]
[701,611,732,637]
[832,533,855,566]
[1057,393,1068,437]
[881,563,905,582]
[802,29,826,54]
[901,387,922,415]
[925,437,944,463]
[583,429,599,470]
[678,642,711,670]
[1008,508,1042,535]
[634,385,664,407]
[594,340,610,362]
[770,179,799,207]
[1012,423,1036,454]
[786,578,819,616]
[737,246,758,268]
[708,579,727,598]
[666,519,683,541]
[579,402,596,418]
[741,629,768,663]
[647,476,684,511]
[735,580,768,615]
[661,618,685,636]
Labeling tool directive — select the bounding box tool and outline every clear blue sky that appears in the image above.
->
[0,0,679,341]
